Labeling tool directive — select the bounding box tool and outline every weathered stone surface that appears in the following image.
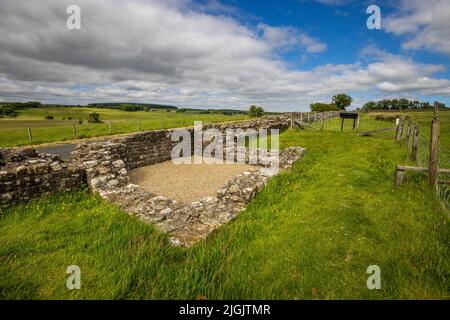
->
[0,113,323,244]
[0,149,85,206]
[85,143,305,247]
[90,176,107,188]
[83,160,99,168]
[107,179,120,188]
[113,160,125,168]
[50,162,62,171]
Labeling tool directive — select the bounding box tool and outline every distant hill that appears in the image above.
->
[88,103,249,115]
[176,108,248,115]
[0,101,259,115]
[88,102,178,111]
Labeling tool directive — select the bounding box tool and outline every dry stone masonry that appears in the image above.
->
[0,148,85,205]
[89,146,305,246]
[0,114,331,245]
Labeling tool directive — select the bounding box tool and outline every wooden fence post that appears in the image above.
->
[356,114,360,130]
[411,126,419,162]
[72,123,77,138]
[290,112,293,129]
[395,168,405,187]
[396,118,404,140]
[429,102,440,186]
[320,112,324,131]
[27,127,32,141]
[405,122,412,147]
[408,122,413,145]
[138,119,142,131]
[108,121,112,134]
[300,113,303,123]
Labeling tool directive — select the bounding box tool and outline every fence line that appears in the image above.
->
[291,111,341,130]
[19,116,239,142]
[394,101,450,208]
[10,112,339,147]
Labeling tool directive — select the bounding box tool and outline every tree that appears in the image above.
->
[332,93,353,110]
[88,112,102,123]
[420,102,431,110]
[437,102,446,109]
[0,106,18,118]
[249,105,264,117]
[362,101,376,111]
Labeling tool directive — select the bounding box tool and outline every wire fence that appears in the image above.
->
[406,115,450,208]
[392,105,449,209]
[0,114,252,148]
[437,141,450,208]
[417,131,430,168]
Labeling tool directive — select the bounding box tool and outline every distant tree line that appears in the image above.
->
[0,106,18,118]
[4,101,42,109]
[0,101,42,117]
[0,101,249,116]
[361,99,448,111]
[176,108,248,115]
[88,103,178,112]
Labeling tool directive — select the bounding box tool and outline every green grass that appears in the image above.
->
[0,114,449,299]
[367,111,450,168]
[0,107,249,147]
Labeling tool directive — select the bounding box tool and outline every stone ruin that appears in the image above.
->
[0,148,85,205]
[0,114,321,246]
[74,141,305,246]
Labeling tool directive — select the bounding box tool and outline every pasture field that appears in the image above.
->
[365,111,450,168]
[0,106,249,147]
[0,113,448,299]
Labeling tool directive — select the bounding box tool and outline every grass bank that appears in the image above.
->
[0,115,448,299]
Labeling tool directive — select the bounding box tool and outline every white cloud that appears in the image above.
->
[257,24,327,53]
[0,0,448,110]
[384,0,450,56]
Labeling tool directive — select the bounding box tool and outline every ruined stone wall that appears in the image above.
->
[69,115,291,192]
[101,114,291,170]
[0,114,308,206]
[0,148,85,206]
[109,129,178,170]
[89,146,307,246]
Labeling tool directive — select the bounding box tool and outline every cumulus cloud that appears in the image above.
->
[0,0,448,110]
[384,0,450,56]
[257,24,327,53]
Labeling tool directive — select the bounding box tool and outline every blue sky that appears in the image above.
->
[217,0,450,109]
[0,0,449,110]
[218,0,450,75]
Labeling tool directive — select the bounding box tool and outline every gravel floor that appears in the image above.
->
[128,156,253,203]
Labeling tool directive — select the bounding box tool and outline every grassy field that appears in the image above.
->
[366,111,450,168]
[0,107,249,147]
[0,113,448,299]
